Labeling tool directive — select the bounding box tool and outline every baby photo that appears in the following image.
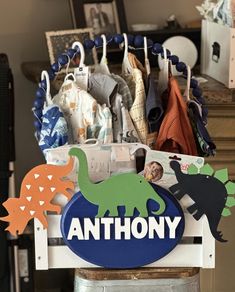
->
[143,161,164,183]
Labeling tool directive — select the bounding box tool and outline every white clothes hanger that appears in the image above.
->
[144,36,151,76]
[95,34,110,74]
[157,46,169,97]
[162,47,170,73]
[183,65,191,102]
[163,47,167,60]
[122,33,133,75]
[64,72,76,82]
[71,41,90,91]
[61,72,78,90]
[100,34,110,73]
[41,70,53,106]
[72,41,85,68]
[65,55,71,76]
[184,65,203,116]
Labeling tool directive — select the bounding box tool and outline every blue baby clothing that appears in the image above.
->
[38,105,68,153]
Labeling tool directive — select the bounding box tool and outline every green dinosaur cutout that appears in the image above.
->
[188,164,198,175]
[200,164,214,176]
[225,181,235,195]
[226,197,235,208]
[214,169,228,183]
[69,148,166,218]
[222,208,231,217]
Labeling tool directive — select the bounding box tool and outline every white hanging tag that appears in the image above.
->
[111,146,131,162]
[84,149,111,182]
[72,41,90,91]
[74,66,90,91]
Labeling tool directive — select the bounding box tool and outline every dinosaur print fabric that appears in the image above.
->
[53,77,113,144]
[38,105,68,154]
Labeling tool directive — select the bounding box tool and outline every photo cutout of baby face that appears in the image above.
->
[144,161,163,183]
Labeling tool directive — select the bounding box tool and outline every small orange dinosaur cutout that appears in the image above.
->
[0,157,75,236]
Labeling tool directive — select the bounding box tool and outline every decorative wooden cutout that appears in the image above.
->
[61,184,185,269]
[0,158,75,236]
[69,148,166,217]
[170,161,235,242]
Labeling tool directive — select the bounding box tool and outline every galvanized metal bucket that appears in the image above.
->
[74,271,200,292]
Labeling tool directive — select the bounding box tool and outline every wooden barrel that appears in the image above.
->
[74,268,200,292]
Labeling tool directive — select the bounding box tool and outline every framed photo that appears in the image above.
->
[45,28,98,66]
[69,0,127,36]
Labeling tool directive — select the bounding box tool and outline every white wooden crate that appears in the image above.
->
[34,213,215,270]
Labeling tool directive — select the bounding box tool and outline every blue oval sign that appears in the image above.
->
[61,183,185,268]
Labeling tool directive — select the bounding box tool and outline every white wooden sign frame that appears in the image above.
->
[34,213,215,270]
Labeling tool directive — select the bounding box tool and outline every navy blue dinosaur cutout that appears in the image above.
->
[169,161,235,242]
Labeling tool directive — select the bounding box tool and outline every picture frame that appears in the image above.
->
[69,0,127,36]
[45,28,98,66]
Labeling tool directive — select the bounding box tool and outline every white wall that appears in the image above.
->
[0,0,73,191]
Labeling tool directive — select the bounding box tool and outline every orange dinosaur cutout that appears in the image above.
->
[0,157,75,236]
